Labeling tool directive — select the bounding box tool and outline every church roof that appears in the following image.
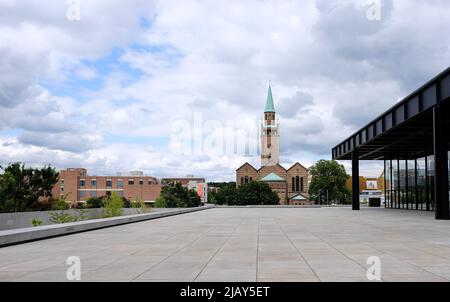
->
[260,172,285,182]
[236,162,258,172]
[290,193,308,201]
[265,85,276,113]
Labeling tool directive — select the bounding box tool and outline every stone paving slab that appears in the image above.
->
[1,207,450,282]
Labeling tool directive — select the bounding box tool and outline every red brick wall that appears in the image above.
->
[52,169,161,203]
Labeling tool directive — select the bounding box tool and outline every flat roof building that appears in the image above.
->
[52,169,162,204]
[332,67,450,220]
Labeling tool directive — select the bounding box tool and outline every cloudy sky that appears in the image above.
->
[1,0,449,181]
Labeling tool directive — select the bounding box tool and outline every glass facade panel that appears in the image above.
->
[428,155,435,211]
[399,160,407,209]
[417,157,427,210]
[407,159,416,210]
[385,160,391,208]
[384,155,440,213]
[392,159,399,209]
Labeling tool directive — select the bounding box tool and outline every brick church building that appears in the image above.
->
[236,85,311,205]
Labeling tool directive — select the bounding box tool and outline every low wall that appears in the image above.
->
[0,208,181,231]
[0,206,213,247]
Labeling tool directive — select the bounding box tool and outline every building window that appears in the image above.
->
[80,180,85,187]
[241,177,244,185]
[295,176,300,192]
[90,191,97,198]
[148,179,153,185]
[139,179,144,185]
[300,177,304,192]
[118,191,124,198]
[128,179,135,185]
[61,187,64,193]
[117,180,124,189]
[61,179,64,185]
[91,180,97,187]
[106,180,112,188]
[80,191,86,198]
[292,177,295,192]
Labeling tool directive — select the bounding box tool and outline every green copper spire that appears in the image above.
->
[265,84,275,113]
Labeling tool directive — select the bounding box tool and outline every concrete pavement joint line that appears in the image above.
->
[277,220,321,282]
[305,224,386,282]
[130,226,215,282]
[193,219,245,282]
[86,228,187,278]
[358,236,450,282]
[0,235,116,273]
[351,210,450,280]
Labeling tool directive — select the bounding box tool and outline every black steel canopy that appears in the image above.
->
[332,67,450,161]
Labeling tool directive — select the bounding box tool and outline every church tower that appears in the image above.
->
[261,84,280,167]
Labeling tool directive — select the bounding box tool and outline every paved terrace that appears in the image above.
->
[1,207,450,282]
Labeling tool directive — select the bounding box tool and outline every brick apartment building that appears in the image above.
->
[52,168,162,204]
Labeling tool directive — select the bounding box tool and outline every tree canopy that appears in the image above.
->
[209,181,279,206]
[210,183,238,205]
[0,162,59,213]
[234,181,280,206]
[309,160,350,204]
[155,182,202,208]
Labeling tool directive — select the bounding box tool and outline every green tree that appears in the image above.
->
[234,181,279,206]
[102,192,124,218]
[309,160,349,205]
[336,188,352,205]
[52,194,70,210]
[0,163,59,213]
[187,189,202,207]
[131,197,150,213]
[212,183,238,205]
[155,182,201,208]
[86,197,105,208]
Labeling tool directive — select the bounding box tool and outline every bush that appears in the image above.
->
[154,196,166,208]
[122,197,131,208]
[131,198,150,213]
[86,197,105,209]
[102,192,124,218]
[31,218,43,227]
[32,198,56,211]
[52,195,70,210]
[49,212,78,224]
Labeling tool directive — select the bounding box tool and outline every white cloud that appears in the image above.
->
[1,0,450,180]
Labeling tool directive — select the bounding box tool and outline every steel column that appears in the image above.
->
[352,150,360,211]
[433,105,449,220]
